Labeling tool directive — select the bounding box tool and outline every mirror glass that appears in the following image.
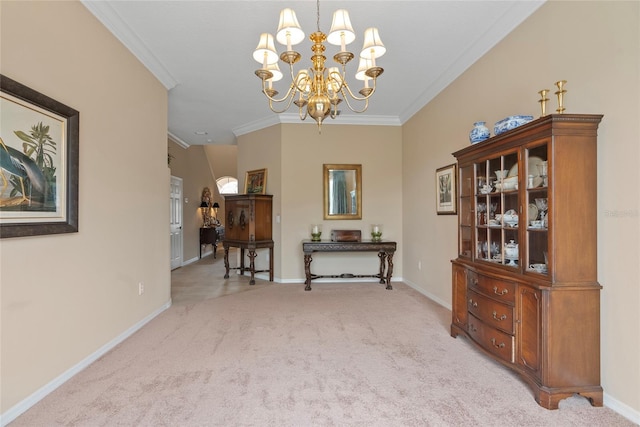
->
[323,164,362,220]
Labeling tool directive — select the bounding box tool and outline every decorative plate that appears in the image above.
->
[528,203,539,221]
[508,156,545,178]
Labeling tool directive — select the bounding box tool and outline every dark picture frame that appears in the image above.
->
[244,168,267,194]
[0,74,79,238]
[436,163,457,215]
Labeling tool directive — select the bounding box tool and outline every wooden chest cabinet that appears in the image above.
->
[224,194,272,243]
[450,114,603,409]
[223,194,273,285]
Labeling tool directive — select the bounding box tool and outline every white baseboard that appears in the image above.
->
[604,393,640,424]
[403,278,452,310]
[0,300,172,427]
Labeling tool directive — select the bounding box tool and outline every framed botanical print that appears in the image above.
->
[0,75,79,238]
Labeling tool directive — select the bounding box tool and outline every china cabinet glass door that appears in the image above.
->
[458,166,473,259]
[474,152,518,269]
[524,143,549,276]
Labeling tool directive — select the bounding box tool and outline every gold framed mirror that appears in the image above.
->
[323,164,362,220]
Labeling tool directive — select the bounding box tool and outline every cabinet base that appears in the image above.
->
[535,386,603,410]
[451,326,603,410]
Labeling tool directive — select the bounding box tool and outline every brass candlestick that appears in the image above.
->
[538,89,550,117]
[555,80,567,114]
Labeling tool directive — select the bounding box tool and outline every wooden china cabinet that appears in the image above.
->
[450,114,603,409]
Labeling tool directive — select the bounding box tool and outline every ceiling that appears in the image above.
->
[82,1,544,146]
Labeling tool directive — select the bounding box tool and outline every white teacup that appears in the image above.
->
[530,220,544,228]
[530,263,547,273]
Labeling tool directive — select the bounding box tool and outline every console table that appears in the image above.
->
[302,240,397,291]
[199,227,219,259]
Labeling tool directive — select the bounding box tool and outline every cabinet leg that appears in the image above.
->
[248,250,257,285]
[304,254,312,291]
[223,246,230,279]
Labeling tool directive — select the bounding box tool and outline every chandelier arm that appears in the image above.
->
[298,103,308,120]
[341,79,378,102]
[261,79,299,104]
[264,83,299,114]
[328,68,348,93]
[330,102,339,119]
[285,61,314,95]
[340,87,370,114]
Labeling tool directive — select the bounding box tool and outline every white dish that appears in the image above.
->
[528,203,539,221]
[508,156,545,178]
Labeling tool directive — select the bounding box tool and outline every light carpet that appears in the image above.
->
[11,279,634,426]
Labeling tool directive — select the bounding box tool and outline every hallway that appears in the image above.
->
[171,248,270,305]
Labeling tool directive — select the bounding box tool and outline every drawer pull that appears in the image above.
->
[493,286,508,296]
[490,338,505,349]
[492,311,507,321]
[469,323,477,332]
[468,298,478,308]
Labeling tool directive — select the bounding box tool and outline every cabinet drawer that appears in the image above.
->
[468,315,514,364]
[467,289,514,334]
[469,273,515,304]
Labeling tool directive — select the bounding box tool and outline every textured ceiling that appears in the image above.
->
[82,1,544,146]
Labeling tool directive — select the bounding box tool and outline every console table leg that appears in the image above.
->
[304,254,313,291]
[385,252,394,290]
[378,252,387,284]
[240,248,245,276]
[223,246,230,279]
[248,250,257,285]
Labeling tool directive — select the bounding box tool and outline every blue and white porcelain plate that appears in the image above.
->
[494,115,534,135]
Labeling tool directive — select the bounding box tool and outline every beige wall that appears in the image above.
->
[403,0,639,414]
[1,0,170,414]
[238,123,403,282]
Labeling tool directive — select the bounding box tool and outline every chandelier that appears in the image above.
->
[253,0,386,132]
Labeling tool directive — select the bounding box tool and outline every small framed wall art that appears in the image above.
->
[244,168,267,194]
[435,163,457,215]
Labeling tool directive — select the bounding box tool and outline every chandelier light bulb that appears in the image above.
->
[276,8,304,50]
[265,62,283,82]
[360,27,386,66]
[253,33,278,68]
[328,9,355,52]
[355,57,373,80]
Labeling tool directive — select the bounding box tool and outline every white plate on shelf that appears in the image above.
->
[528,203,539,221]
[508,156,545,178]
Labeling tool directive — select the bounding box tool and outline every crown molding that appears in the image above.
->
[399,0,546,123]
[233,113,400,137]
[81,0,178,90]
[168,132,189,149]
